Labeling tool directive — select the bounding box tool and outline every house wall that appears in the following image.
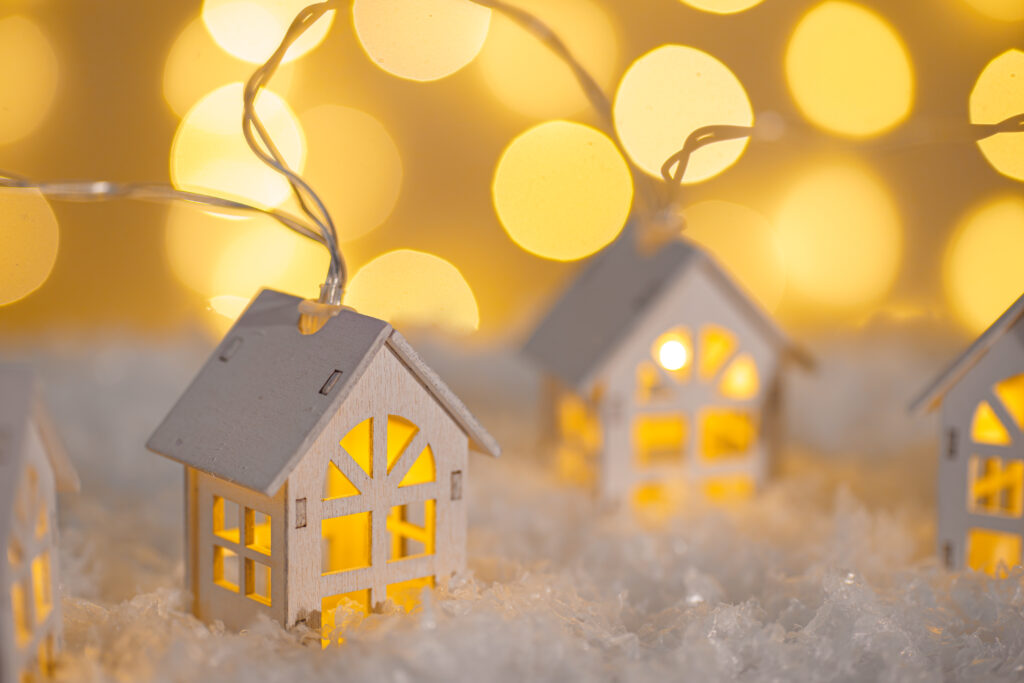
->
[2,421,63,682]
[586,265,782,502]
[937,323,1024,571]
[285,344,469,629]
[191,471,287,631]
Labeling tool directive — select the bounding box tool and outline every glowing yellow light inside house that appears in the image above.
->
[658,340,689,371]
[785,2,913,138]
[300,105,403,243]
[171,83,306,209]
[961,0,1024,21]
[679,0,765,14]
[492,120,633,261]
[163,16,295,118]
[614,45,753,183]
[0,189,59,307]
[682,200,786,312]
[0,16,58,146]
[353,0,491,82]
[970,49,1024,183]
[476,0,619,119]
[943,195,1024,336]
[201,0,335,64]
[344,250,480,333]
[775,161,901,313]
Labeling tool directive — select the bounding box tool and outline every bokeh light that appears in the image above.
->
[0,16,58,146]
[300,105,403,242]
[682,200,786,312]
[163,16,295,118]
[352,0,491,82]
[165,202,328,302]
[970,49,1024,183]
[492,120,633,261]
[0,189,60,307]
[475,0,619,119]
[960,0,1024,21]
[785,1,913,138]
[344,249,480,333]
[201,0,334,64]
[944,195,1024,335]
[775,161,901,314]
[613,45,753,182]
[170,83,306,209]
[679,0,765,13]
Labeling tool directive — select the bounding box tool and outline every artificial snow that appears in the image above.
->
[9,319,1024,682]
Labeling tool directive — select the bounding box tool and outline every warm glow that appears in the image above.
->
[0,16,58,146]
[775,161,901,314]
[633,414,688,466]
[492,121,633,261]
[970,50,1024,182]
[613,44,753,182]
[171,83,306,209]
[201,0,334,64]
[352,0,491,82]
[719,354,759,400]
[961,0,1024,21]
[785,1,913,137]
[943,195,1024,335]
[209,295,250,320]
[0,189,60,307]
[164,16,295,118]
[658,340,689,371]
[476,0,619,119]
[700,410,756,460]
[680,0,764,12]
[683,200,786,312]
[972,401,1010,445]
[967,528,1021,576]
[704,475,755,501]
[300,105,403,242]
[969,455,1023,516]
[344,249,480,333]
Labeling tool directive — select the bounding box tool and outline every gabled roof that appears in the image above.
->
[523,232,809,390]
[910,292,1024,414]
[147,289,499,496]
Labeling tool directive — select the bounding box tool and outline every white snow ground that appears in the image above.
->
[8,319,1024,682]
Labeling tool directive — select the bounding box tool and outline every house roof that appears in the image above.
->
[523,232,809,390]
[147,289,500,496]
[910,291,1024,414]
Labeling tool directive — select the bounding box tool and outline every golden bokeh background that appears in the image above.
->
[0,0,1021,343]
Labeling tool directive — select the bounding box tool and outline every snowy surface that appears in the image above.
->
[8,320,1024,682]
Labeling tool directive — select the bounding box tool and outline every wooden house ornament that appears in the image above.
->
[1,365,79,683]
[146,289,499,643]
[524,236,808,505]
[912,292,1024,576]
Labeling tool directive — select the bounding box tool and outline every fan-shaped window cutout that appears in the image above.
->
[994,374,1024,430]
[719,353,759,400]
[699,325,737,381]
[323,461,360,500]
[340,418,373,477]
[387,415,419,473]
[398,445,435,487]
[972,400,1011,445]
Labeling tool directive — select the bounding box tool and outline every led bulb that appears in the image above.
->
[658,340,689,371]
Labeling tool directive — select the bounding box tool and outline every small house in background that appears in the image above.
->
[912,292,1024,576]
[0,365,79,683]
[147,289,499,645]
[524,236,809,506]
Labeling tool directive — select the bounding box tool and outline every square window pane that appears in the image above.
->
[386,576,434,613]
[700,411,755,461]
[10,580,31,646]
[387,501,435,561]
[321,512,371,574]
[633,414,687,466]
[213,546,239,592]
[245,558,272,606]
[246,509,272,555]
[967,527,1022,577]
[213,496,240,543]
[31,553,52,624]
[321,590,370,648]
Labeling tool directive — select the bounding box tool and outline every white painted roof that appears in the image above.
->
[147,289,499,496]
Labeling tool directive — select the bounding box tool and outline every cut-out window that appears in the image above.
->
[386,415,419,473]
[31,553,52,624]
[10,581,30,646]
[339,418,373,477]
[386,576,434,613]
[704,474,755,501]
[245,558,272,606]
[995,374,1024,430]
[387,500,435,561]
[213,546,239,593]
[972,400,1011,445]
[650,328,693,380]
[701,410,756,460]
[246,510,272,554]
[966,527,1021,577]
[636,361,673,404]
[633,414,687,466]
[398,446,436,487]
[699,325,737,381]
[321,590,370,648]
[719,353,760,400]
[968,456,1024,517]
[213,496,240,543]
[324,460,361,500]
[37,635,54,676]
[322,512,371,574]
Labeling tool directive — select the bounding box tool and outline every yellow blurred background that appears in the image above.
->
[0,0,1021,344]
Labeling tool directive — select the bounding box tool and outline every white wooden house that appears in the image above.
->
[912,292,1024,576]
[524,236,808,505]
[146,289,499,643]
[0,365,79,683]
